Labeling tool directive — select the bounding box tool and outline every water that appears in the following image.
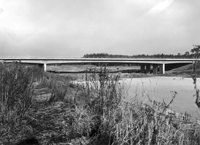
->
[122,77,200,119]
[73,76,200,119]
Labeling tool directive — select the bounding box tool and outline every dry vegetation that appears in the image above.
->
[166,63,200,77]
[1,63,200,145]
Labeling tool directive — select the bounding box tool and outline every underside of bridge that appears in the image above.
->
[139,63,191,74]
[165,63,191,71]
[41,62,191,74]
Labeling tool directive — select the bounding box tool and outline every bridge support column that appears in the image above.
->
[140,64,145,73]
[44,63,47,72]
[38,63,47,72]
[146,64,151,74]
[153,64,158,74]
[159,63,165,74]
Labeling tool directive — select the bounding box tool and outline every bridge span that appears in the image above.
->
[0,58,197,74]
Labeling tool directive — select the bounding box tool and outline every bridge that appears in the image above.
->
[0,57,197,74]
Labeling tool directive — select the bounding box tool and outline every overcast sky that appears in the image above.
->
[0,0,200,57]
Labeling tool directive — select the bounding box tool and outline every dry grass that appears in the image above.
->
[0,63,40,144]
[0,63,200,145]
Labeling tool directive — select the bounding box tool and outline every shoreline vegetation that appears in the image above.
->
[47,63,200,79]
[1,63,200,144]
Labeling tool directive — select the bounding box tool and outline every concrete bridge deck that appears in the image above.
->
[0,58,198,74]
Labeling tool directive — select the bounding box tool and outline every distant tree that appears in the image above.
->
[191,45,200,58]
[83,52,191,59]
[184,51,190,56]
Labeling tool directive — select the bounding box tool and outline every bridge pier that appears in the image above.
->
[153,64,158,74]
[159,63,165,74]
[38,63,47,72]
[140,63,165,74]
[44,63,47,72]
[140,64,145,73]
[146,64,151,74]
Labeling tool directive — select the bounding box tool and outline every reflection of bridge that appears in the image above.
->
[0,58,197,74]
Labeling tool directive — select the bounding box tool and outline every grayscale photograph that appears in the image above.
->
[1,0,200,144]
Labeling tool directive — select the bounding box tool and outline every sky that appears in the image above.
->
[0,0,200,57]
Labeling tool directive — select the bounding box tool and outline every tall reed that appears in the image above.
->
[0,63,36,143]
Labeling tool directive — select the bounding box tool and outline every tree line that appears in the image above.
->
[83,45,200,59]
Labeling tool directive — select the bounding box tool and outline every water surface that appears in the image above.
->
[122,77,200,118]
